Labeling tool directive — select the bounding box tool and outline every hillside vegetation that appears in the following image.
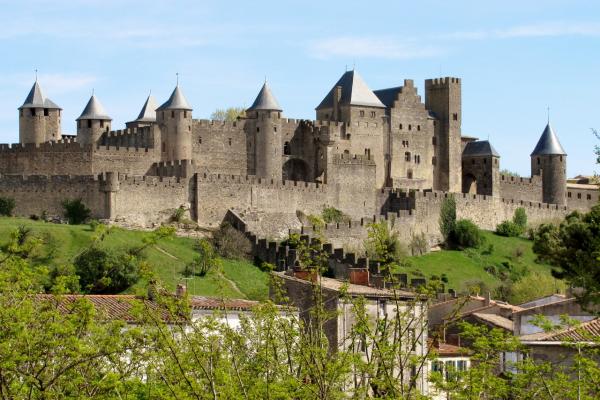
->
[0,217,269,300]
[406,231,563,299]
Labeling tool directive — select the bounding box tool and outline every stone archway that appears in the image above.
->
[283,158,309,182]
[463,173,477,194]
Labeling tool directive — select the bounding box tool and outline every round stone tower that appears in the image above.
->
[76,95,112,146]
[19,80,62,144]
[247,82,283,180]
[530,123,567,206]
[156,85,193,161]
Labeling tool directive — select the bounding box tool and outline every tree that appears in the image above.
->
[212,222,252,259]
[532,205,600,305]
[185,238,221,276]
[500,168,520,177]
[451,219,485,249]
[75,247,140,293]
[62,198,91,224]
[439,196,457,243]
[365,221,406,267]
[513,207,527,231]
[211,107,246,121]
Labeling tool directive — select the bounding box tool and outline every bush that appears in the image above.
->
[495,220,522,237]
[74,247,140,293]
[513,207,527,230]
[409,232,429,256]
[0,197,15,216]
[439,197,456,242]
[322,207,348,224]
[62,199,91,225]
[186,239,220,277]
[450,219,484,249]
[212,222,252,259]
[171,206,186,223]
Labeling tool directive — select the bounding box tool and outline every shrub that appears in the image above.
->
[212,222,252,259]
[186,239,221,277]
[365,221,406,265]
[495,220,522,237]
[74,248,140,294]
[171,206,186,223]
[0,197,15,216]
[439,197,456,243]
[307,214,325,229]
[513,207,528,230]
[450,219,484,249]
[322,206,348,224]
[409,232,429,256]
[62,199,91,225]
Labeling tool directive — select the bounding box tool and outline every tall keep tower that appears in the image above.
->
[425,77,462,192]
[157,85,193,161]
[247,82,283,180]
[531,123,567,206]
[76,95,112,146]
[19,81,62,144]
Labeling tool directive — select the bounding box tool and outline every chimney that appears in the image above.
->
[485,291,491,306]
[176,283,187,298]
[349,268,370,286]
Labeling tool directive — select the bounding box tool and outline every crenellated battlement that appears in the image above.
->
[0,140,91,152]
[117,173,186,187]
[0,173,100,184]
[499,174,541,186]
[425,77,461,87]
[197,172,327,192]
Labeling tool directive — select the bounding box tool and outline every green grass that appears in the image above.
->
[0,217,269,300]
[405,231,559,294]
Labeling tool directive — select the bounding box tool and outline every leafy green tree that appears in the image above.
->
[211,107,246,121]
[365,221,406,267]
[62,198,91,224]
[185,238,221,276]
[439,196,457,243]
[532,205,600,305]
[75,247,140,293]
[513,207,528,231]
[0,196,15,216]
[212,222,252,259]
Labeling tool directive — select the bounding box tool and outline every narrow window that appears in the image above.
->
[432,137,436,145]
[568,192,572,198]
[537,157,540,165]
[199,137,202,144]
[274,126,277,132]
[483,158,487,164]
[577,193,582,199]
[171,111,175,118]
[44,108,49,116]
[407,169,413,179]
[472,159,475,164]
[100,120,104,128]
[283,142,291,155]
[359,110,365,117]
[87,120,92,128]
[162,142,166,152]
[453,113,458,121]
[370,111,376,118]
[400,124,403,130]
[560,155,563,162]
[256,127,260,133]
[587,194,591,200]
[408,124,412,131]
[30,109,36,117]
[405,152,411,162]
[184,110,187,118]
[228,138,232,146]
[417,125,421,131]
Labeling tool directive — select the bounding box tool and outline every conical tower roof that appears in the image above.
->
[157,86,192,111]
[530,123,566,156]
[19,81,61,110]
[316,70,385,110]
[77,95,112,121]
[247,82,282,111]
[133,94,158,122]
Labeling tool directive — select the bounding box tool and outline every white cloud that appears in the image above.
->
[308,36,444,60]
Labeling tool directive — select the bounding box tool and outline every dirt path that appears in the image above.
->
[154,245,179,260]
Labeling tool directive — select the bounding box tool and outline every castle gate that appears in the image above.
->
[283,158,309,182]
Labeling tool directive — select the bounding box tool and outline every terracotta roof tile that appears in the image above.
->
[521,318,600,343]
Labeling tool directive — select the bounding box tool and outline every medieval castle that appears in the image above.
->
[0,71,598,249]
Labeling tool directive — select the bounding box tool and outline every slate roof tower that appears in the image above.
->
[19,80,62,144]
[157,85,193,161]
[531,123,567,206]
[76,94,112,146]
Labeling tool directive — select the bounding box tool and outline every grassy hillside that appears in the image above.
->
[0,217,269,300]
[405,231,562,295]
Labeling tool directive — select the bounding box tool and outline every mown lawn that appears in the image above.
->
[0,217,269,300]
[405,231,560,294]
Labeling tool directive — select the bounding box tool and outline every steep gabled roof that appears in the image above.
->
[77,95,112,121]
[133,94,158,122]
[316,70,385,110]
[531,123,566,156]
[247,82,282,112]
[19,81,61,110]
[373,86,402,108]
[157,85,192,111]
[463,140,500,157]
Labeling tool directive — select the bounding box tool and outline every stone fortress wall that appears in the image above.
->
[0,72,597,249]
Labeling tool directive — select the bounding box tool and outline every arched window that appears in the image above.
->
[405,152,411,162]
[283,142,291,155]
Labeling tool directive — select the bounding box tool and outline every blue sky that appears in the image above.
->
[0,0,598,176]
